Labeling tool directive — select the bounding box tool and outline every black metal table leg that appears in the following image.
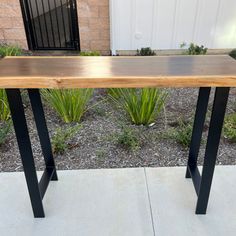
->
[196,87,230,214]
[6,89,45,218]
[186,88,211,194]
[28,89,58,182]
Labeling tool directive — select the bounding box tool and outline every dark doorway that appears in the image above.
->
[20,0,80,50]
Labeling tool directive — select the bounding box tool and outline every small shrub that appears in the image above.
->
[117,126,140,151]
[136,47,156,56]
[52,125,81,154]
[41,89,94,123]
[229,49,236,60]
[0,89,10,121]
[165,119,193,148]
[80,51,101,56]
[93,106,107,117]
[0,121,12,146]
[109,88,167,125]
[180,42,187,49]
[180,42,207,55]
[0,43,23,57]
[95,149,107,158]
[224,113,236,142]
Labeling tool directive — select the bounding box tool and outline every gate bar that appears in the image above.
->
[47,0,56,47]
[34,0,45,47]
[53,0,62,47]
[41,0,50,47]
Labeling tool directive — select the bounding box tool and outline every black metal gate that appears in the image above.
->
[20,0,80,50]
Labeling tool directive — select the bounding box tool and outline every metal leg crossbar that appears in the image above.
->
[186,87,230,214]
[6,87,229,217]
[6,89,58,218]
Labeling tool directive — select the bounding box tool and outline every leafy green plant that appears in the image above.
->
[52,125,81,154]
[229,49,236,60]
[223,113,236,142]
[136,47,156,56]
[93,106,107,117]
[109,88,167,125]
[95,149,107,158]
[80,51,101,56]
[165,119,193,148]
[117,126,140,151]
[0,89,10,121]
[180,42,208,55]
[0,43,23,57]
[180,42,187,48]
[41,89,94,123]
[0,121,12,146]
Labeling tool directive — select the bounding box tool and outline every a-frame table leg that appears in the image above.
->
[186,87,211,194]
[6,89,45,218]
[28,89,58,182]
[195,87,229,214]
[186,87,230,214]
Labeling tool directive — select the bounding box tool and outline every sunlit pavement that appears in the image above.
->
[0,166,235,236]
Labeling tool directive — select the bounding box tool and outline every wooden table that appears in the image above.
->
[0,55,236,218]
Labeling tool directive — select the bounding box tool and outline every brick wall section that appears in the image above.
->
[0,0,28,49]
[77,0,110,55]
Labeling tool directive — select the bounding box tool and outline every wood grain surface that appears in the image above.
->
[0,55,236,88]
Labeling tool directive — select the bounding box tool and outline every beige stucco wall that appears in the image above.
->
[0,0,28,49]
[0,0,110,54]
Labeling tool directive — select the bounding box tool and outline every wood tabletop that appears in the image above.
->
[0,55,236,88]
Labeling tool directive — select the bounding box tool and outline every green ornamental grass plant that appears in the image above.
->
[169,120,193,148]
[0,43,23,57]
[229,49,236,60]
[109,88,167,125]
[0,44,22,121]
[223,113,236,142]
[0,89,10,121]
[41,89,94,123]
[136,47,156,56]
[180,42,208,55]
[0,121,12,146]
[117,126,140,151]
[162,118,194,148]
[52,125,81,154]
[79,51,101,56]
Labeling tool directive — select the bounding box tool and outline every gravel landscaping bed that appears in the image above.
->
[1,88,236,172]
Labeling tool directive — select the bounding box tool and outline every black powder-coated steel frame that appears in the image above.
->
[5,87,229,217]
[186,87,230,214]
[6,89,58,218]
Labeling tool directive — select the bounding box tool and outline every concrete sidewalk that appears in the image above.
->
[0,166,236,236]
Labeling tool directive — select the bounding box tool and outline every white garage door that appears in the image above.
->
[110,0,236,53]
